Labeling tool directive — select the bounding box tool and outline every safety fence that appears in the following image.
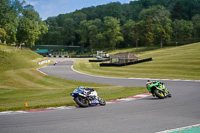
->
[100,58,152,67]
[38,60,51,65]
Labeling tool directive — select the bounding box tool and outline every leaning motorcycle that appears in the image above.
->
[146,80,172,99]
[70,86,106,107]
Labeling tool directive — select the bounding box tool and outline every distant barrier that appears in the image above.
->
[71,55,93,58]
[100,58,152,67]
[38,60,51,65]
[89,59,109,62]
[44,55,93,58]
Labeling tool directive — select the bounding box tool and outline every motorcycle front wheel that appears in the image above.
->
[74,96,89,107]
[168,93,172,97]
[98,97,106,106]
[154,89,165,99]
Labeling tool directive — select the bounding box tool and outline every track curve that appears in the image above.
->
[0,58,200,133]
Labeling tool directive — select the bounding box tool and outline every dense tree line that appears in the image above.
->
[1,0,200,51]
[0,0,48,47]
[37,0,200,52]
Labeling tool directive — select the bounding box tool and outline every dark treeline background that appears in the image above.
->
[1,0,200,52]
[0,0,48,47]
[37,0,200,52]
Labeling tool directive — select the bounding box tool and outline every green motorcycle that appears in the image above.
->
[146,80,172,99]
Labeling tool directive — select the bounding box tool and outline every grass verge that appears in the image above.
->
[73,43,200,80]
[0,69,146,112]
[0,45,146,112]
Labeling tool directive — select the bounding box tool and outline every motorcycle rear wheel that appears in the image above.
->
[154,89,165,99]
[74,96,89,107]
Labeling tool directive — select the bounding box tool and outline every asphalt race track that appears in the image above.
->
[0,59,200,133]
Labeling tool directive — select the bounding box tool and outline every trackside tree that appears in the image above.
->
[0,0,48,47]
[139,5,172,49]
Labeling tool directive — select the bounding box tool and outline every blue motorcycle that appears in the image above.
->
[70,86,106,107]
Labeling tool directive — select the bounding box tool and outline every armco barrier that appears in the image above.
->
[100,58,152,67]
[89,59,109,62]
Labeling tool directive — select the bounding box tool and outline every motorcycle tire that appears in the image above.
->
[154,89,165,99]
[168,93,172,98]
[99,98,106,106]
[74,96,89,107]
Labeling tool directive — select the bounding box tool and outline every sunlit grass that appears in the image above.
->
[0,45,146,111]
[0,69,146,111]
[73,43,200,80]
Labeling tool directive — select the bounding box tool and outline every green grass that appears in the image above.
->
[0,45,146,112]
[107,46,166,55]
[0,69,146,111]
[73,43,200,80]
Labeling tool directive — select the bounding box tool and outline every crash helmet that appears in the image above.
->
[146,80,151,88]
